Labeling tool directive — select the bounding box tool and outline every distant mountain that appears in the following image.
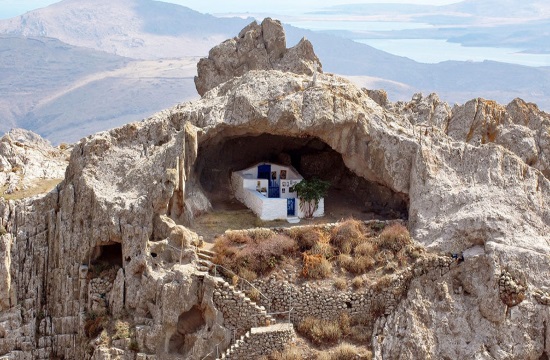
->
[0,0,251,59]
[2,0,550,144]
[317,0,550,53]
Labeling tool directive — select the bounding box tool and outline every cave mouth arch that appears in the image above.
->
[194,133,408,219]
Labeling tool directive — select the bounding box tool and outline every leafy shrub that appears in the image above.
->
[297,317,342,345]
[293,178,330,218]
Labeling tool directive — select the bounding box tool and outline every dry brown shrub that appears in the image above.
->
[246,287,260,302]
[352,276,364,289]
[373,274,394,291]
[337,254,353,269]
[338,313,351,336]
[297,317,342,345]
[329,342,361,360]
[333,278,347,290]
[331,219,367,254]
[238,267,258,282]
[354,241,377,257]
[351,256,376,274]
[385,261,398,273]
[303,253,332,279]
[375,249,394,265]
[310,241,334,259]
[84,313,107,339]
[377,223,411,252]
[289,227,329,251]
[269,346,302,360]
[213,232,297,276]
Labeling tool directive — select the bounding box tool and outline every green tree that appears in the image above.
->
[293,178,330,218]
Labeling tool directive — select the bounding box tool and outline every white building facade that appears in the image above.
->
[231,162,324,221]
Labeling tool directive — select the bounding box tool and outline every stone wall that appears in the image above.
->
[247,255,455,325]
[219,323,295,360]
[212,277,275,337]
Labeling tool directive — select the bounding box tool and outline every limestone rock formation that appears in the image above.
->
[194,18,322,96]
[0,19,550,360]
[0,128,69,195]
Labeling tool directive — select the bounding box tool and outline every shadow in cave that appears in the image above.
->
[194,133,408,221]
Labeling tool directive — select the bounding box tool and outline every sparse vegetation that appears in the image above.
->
[266,346,303,360]
[213,231,298,277]
[112,320,131,340]
[84,311,108,339]
[0,224,6,236]
[333,278,347,290]
[213,219,419,283]
[293,178,330,218]
[317,343,373,360]
[297,316,343,345]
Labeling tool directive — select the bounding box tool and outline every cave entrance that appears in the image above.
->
[89,242,123,269]
[168,305,206,355]
[194,133,408,225]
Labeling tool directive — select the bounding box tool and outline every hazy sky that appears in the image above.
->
[0,0,460,19]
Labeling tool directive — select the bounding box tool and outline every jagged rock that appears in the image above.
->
[194,18,322,96]
[1,19,550,360]
[0,128,69,196]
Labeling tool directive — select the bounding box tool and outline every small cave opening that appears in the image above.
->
[168,305,206,355]
[89,242,123,269]
[194,133,408,219]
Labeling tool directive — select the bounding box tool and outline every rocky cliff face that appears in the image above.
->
[0,129,68,195]
[1,19,549,359]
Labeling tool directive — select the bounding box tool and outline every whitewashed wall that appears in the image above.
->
[297,198,324,218]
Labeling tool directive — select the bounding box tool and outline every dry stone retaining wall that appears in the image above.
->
[212,277,275,337]
[219,323,295,360]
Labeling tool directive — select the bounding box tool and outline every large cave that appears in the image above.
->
[194,133,408,219]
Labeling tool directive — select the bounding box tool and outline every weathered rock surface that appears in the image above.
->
[0,128,69,195]
[0,19,549,360]
[194,18,322,96]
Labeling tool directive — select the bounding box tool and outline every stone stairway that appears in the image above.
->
[196,247,215,272]
[217,323,295,360]
[193,246,293,359]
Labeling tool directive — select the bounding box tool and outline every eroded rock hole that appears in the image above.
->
[168,305,206,355]
[90,242,123,269]
[195,133,408,218]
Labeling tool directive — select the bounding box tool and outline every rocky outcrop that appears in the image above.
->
[0,128,69,195]
[194,18,322,96]
[1,19,550,360]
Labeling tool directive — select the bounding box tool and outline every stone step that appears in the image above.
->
[198,252,213,261]
[198,248,216,257]
[287,216,300,224]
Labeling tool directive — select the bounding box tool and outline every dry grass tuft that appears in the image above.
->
[303,253,332,279]
[297,317,342,345]
[268,346,303,360]
[333,278,347,290]
[352,276,364,289]
[213,232,297,276]
[377,223,411,252]
[331,219,367,254]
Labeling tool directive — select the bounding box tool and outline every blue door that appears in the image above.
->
[287,198,296,216]
[258,164,271,180]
